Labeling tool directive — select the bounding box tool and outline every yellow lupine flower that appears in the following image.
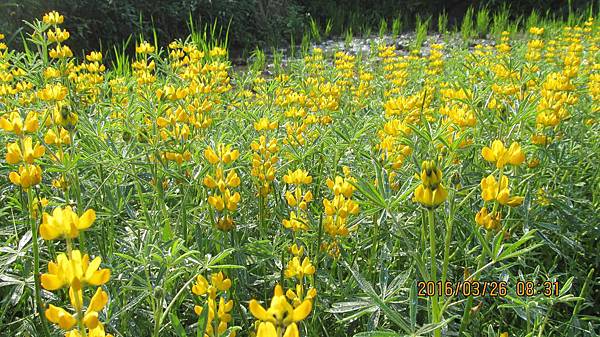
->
[414,160,448,208]
[326,176,355,198]
[480,175,524,207]
[38,83,68,101]
[289,244,304,257]
[475,207,502,230]
[204,144,240,164]
[44,128,71,145]
[249,284,312,337]
[43,11,64,25]
[481,140,525,168]
[64,322,113,337]
[284,256,316,280]
[286,285,317,307]
[39,206,96,240]
[136,41,155,54]
[282,211,309,231]
[6,137,45,164]
[283,169,312,185]
[47,27,70,42]
[192,274,210,296]
[217,297,234,323]
[41,250,110,291]
[254,117,278,131]
[211,272,232,291]
[9,164,42,189]
[45,304,76,329]
[5,142,22,164]
[49,45,73,59]
[0,111,38,134]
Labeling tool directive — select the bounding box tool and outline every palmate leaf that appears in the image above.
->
[343,261,411,333]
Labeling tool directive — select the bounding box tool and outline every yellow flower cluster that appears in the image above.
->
[426,43,444,76]
[45,13,72,59]
[1,111,44,189]
[133,41,156,85]
[414,160,448,208]
[322,167,359,257]
[204,144,241,231]
[249,284,313,337]
[192,272,235,337]
[281,243,317,327]
[481,140,525,169]
[251,117,279,197]
[476,140,525,230]
[40,202,112,337]
[282,169,313,231]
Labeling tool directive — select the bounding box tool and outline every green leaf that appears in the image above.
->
[170,312,188,337]
[197,302,209,337]
[344,261,411,333]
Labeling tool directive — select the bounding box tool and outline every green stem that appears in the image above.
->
[441,190,455,286]
[26,188,51,337]
[459,230,492,334]
[427,209,440,337]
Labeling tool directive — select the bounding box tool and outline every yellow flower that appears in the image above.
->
[204,144,240,164]
[283,211,309,231]
[326,176,355,198]
[38,83,68,101]
[41,250,110,291]
[481,140,525,168]
[254,117,278,131]
[9,164,42,189]
[289,244,304,257]
[480,175,523,207]
[284,256,316,280]
[475,207,502,230]
[6,137,45,164]
[44,128,71,145]
[283,169,312,185]
[49,45,73,59]
[217,297,234,323]
[192,274,210,296]
[136,41,155,54]
[211,272,232,291]
[0,111,38,134]
[5,142,22,164]
[414,184,448,208]
[531,134,550,146]
[414,160,448,208]
[39,206,96,240]
[87,287,109,314]
[286,285,317,307]
[47,27,70,43]
[249,284,312,337]
[45,304,76,329]
[43,11,64,25]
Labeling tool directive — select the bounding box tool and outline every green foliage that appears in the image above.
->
[378,18,388,39]
[412,15,430,52]
[491,5,511,40]
[476,7,490,37]
[391,16,402,38]
[461,6,475,42]
[437,11,449,34]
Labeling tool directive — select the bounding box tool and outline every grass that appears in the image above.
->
[0,9,598,337]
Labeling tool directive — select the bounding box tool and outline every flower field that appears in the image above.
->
[0,10,598,337]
